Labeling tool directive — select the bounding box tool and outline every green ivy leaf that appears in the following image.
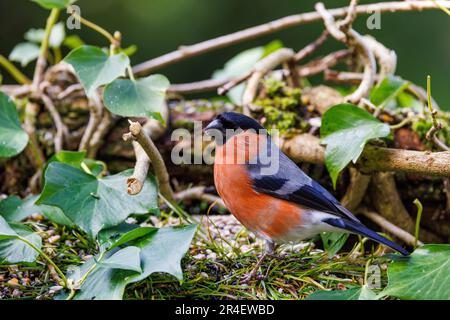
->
[0,215,17,240]
[61,224,197,300]
[103,75,169,119]
[320,232,350,258]
[0,92,29,158]
[212,40,283,105]
[31,0,77,9]
[0,195,40,222]
[0,194,74,227]
[9,42,40,67]
[43,150,106,182]
[380,244,450,300]
[0,221,41,264]
[100,246,142,273]
[64,45,129,97]
[306,285,377,300]
[36,163,158,237]
[99,225,158,251]
[370,75,409,109]
[63,35,84,50]
[320,104,390,187]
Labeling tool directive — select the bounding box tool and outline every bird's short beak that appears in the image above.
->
[204,119,223,135]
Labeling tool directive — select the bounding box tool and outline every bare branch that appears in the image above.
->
[294,30,329,62]
[175,186,226,209]
[340,168,371,211]
[79,90,103,152]
[363,35,397,82]
[57,83,83,100]
[242,48,295,115]
[358,207,423,247]
[168,78,227,94]
[88,110,114,158]
[298,50,351,78]
[41,94,68,153]
[315,2,376,103]
[279,133,450,177]
[123,119,174,202]
[132,1,450,75]
[127,105,168,196]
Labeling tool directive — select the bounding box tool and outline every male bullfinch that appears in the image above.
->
[205,112,410,280]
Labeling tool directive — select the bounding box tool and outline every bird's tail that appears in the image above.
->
[324,218,411,256]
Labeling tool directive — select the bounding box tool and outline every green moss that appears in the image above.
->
[412,115,450,149]
[255,78,303,133]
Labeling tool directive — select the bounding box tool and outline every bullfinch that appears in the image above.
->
[205,112,410,280]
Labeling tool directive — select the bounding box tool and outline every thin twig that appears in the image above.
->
[132,1,450,75]
[298,50,351,78]
[217,71,252,96]
[324,70,440,110]
[363,35,397,83]
[87,111,114,158]
[79,90,103,152]
[315,2,376,103]
[175,186,226,209]
[358,207,423,247]
[425,75,449,150]
[294,30,329,62]
[41,94,68,153]
[23,101,45,169]
[242,48,295,115]
[168,78,227,94]
[57,83,83,99]
[32,9,60,91]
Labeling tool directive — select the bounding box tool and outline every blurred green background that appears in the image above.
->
[1,0,449,109]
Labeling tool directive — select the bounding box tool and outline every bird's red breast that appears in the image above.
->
[214,130,304,242]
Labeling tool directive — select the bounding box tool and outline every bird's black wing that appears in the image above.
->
[246,140,361,223]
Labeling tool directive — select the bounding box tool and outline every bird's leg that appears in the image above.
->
[240,240,275,284]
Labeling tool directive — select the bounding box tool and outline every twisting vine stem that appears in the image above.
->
[32,8,60,90]
[0,55,31,84]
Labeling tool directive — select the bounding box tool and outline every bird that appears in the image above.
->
[205,111,410,281]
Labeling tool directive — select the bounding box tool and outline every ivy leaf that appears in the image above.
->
[0,195,41,222]
[0,216,17,240]
[36,163,158,237]
[64,45,129,97]
[103,75,169,120]
[43,150,106,180]
[370,75,409,109]
[63,35,84,50]
[0,92,29,158]
[0,194,74,227]
[31,0,77,9]
[212,40,283,105]
[61,224,197,300]
[320,232,350,258]
[99,224,158,251]
[41,205,74,226]
[25,22,66,48]
[0,221,41,264]
[42,150,106,187]
[9,42,40,67]
[320,104,390,187]
[100,246,142,273]
[380,244,450,300]
[306,285,377,300]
